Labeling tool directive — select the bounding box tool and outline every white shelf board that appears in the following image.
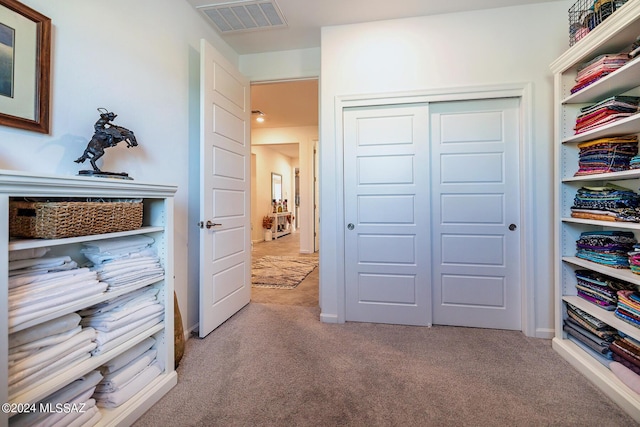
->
[562,169,640,182]
[562,256,640,286]
[563,295,640,339]
[562,217,640,230]
[552,337,640,422]
[563,56,640,104]
[562,113,640,144]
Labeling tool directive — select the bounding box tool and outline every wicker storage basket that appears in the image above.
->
[9,199,143,239]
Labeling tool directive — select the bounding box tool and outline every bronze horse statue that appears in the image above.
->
[75,108,138,173]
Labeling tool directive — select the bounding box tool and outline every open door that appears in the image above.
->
[198,39,251,337]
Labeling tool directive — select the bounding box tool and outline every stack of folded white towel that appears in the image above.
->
[9,370,103,427]
[8,313,97,399]
[9,248,107,329]
[81,235,164,292]
[93,336,162,408]
[79,286,164,357]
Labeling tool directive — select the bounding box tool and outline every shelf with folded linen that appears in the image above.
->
[563,112,640,144]
[568,184,640,223]
[8,370,104,427]
[572,136,639,176]
[7,235,165,334]
[562,299,640,396]
[11,327,166,425]
[564,55,640,105]
[9,317,164,406]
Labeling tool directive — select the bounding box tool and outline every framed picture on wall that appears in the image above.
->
[0,0,50,133]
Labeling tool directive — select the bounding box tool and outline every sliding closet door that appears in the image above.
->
[430,97,521,330]
[343,104,431,326]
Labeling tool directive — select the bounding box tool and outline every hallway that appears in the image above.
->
[251,231,319,307]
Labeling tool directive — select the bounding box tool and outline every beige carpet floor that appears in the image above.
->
[134,303,637,426]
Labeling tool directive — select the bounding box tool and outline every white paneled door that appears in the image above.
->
[199,39,251,338]
[344,104,431,326]
[343,97,521,330]
[430,98,521,330]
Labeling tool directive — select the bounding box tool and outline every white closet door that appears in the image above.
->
[343,104,431,326]
[430,97,522,330]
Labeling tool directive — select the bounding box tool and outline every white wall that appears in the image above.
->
[251,126,318,253]
[240,48,320,82]
[0,0,237,334]
[319,1,573,337]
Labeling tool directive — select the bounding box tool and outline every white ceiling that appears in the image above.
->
[189,0,564,158]
[186,0,565,55]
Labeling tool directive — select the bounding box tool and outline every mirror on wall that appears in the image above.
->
[272,173,282,202]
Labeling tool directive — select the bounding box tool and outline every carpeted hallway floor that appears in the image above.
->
[250,231,319,307]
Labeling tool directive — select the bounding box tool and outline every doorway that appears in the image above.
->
[250,79,320,307]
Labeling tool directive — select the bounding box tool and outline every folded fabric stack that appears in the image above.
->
[8,248,107,329]
[615,290,640,328]
[93,336,162,408]
[571,184,640,222]
[8,313,97,399]
[564,302,618,360]
[575,230,637,268]
[630,154,640,169]
[81,235,164,292]
[574,136,638,175]
[9,370,103,427]
[628,244,640,274]
[574,96,640,134]
[79,286,164,356]
[571,54,630,94]
[574,270,636,310]
[610,332,640,376]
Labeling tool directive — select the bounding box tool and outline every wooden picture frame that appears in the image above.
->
[0,0,50,133]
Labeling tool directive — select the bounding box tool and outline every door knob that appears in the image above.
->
[347,223,354,230]
[198,221,222,229]
[509,224,517,231]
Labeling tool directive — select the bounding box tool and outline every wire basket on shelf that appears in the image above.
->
[569,0,629,46]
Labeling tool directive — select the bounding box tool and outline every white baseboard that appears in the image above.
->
[320,312,340,323]
[535,328,554,339]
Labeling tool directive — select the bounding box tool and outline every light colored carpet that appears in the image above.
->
[251,255,319,289]
[134,303,637,426]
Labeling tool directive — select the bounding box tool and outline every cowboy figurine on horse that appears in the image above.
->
[75,108,138,177]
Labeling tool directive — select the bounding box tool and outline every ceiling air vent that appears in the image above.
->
[198,0,287,33]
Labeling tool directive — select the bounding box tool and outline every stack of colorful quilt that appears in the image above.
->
[615,290,640,328]
[571,54,630,94]
[575,230,636,268]
[574,96,640,134]
[574,270,636,310]
[630,154,640,169]
[571,184,640,222]
[610,332,640,375]
[574,135,638,175]
[564,302,618,359]
[628,244,640,274]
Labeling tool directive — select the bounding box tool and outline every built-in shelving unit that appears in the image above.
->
[0,170,177,426]
[551,2,640,421]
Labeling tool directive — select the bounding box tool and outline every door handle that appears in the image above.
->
[347,223,354,230]
[509,224,517,231]
[198,221,222,229]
